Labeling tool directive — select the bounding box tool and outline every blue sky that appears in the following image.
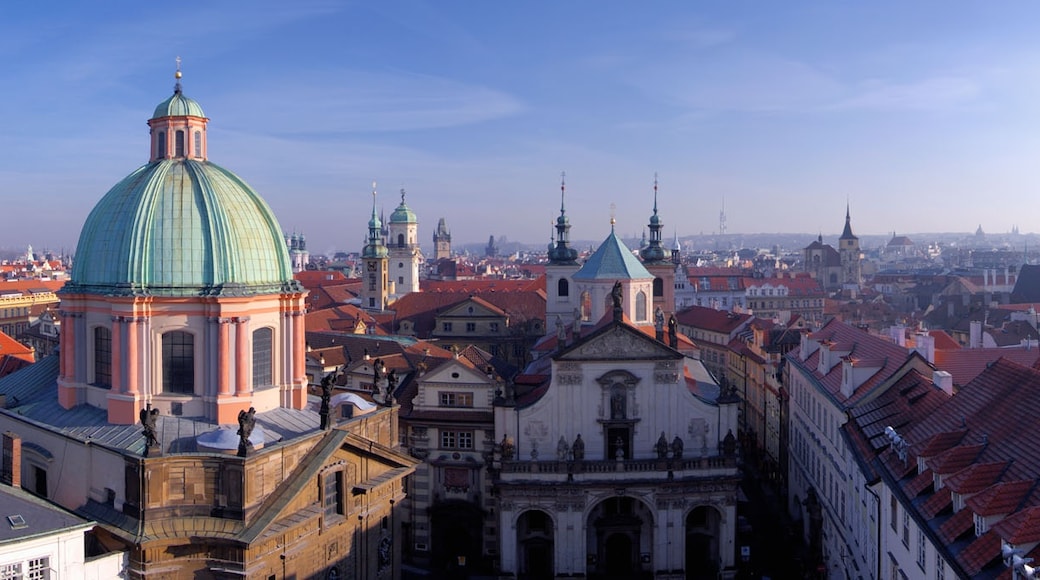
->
[4,1,1040,256]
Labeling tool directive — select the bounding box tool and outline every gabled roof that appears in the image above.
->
[789,318,914,406]
[388,286,545,337]
[1011,264,1040,304]
[674,305,752,336]
[933,349,1040,389]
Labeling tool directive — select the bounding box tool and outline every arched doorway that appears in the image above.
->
[517,510,554,580]
[430,500,484,575]
[587,497,653,580]
[685,505,721,579]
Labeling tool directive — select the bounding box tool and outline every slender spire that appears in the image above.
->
[174,56,183,94]
[641,174,667,263]
[548,172,578,264]
[610,202,616,232]
[363,182,388,258]
[653,172,659,216]
[840,201,857,240]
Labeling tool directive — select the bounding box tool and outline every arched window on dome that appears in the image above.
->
[162,331,194,394]
[157,131,166,158]
[636,291,648,322]
[397,234,405,247]
[194,131,202,158]
[93,326,112,389]
[558,278,569,297]
[252,328,273,388]
[653,277,664,298]
[175,131,185,157]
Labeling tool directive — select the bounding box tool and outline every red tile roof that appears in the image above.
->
[904,468,935,498]
[789,318,914,406]
[927,444,984,476]
[966,480,1033,517]
[992,505,1040,545]
[919,487,952,519]
[914,430,968,459]
[674,305,752,335]
[937,507,974,544]
[959,530,1002,576]
[933,348,1040,389]
[294,270,349,288]
[944,461,1009,495]
[388,287,545,337]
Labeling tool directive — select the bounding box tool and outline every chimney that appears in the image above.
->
[2,432,21,488]
[933,370,954,396]
[913,333,935,364]
[969,320,983,349]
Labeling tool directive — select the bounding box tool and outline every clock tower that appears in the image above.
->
[361,184,389,311]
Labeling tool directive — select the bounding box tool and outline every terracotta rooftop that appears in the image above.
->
[789,318,914,406]
[944,461,1009,495]
[674,305,752,335]
[992,505,1040,545]
[965,480,1034,517]
[913,429,968,459]
[937,507,974,544]
[959,530,1002,577]
[927,444,985,476]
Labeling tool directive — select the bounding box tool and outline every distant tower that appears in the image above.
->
[839,203,862,287]
[361,184,389,311]
[388,188,421,296]
[25,244,35,263]
[545,173,580,334]
[486,235,499,258]
[639,175,677,319]
[286,232,309,274]
[433,217,452,259]
[719,197,727,236]
[671,231,682,265]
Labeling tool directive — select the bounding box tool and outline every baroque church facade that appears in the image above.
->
[493,182,742,579]
[0,72,414,578]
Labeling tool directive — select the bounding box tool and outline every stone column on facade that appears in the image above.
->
[291,309,306,408]
[125,317,140,395]
[217,317,231,396]
[111,316,123,393]
[64,313,76,381]
[234,316,250,396]
[58,310,67,378]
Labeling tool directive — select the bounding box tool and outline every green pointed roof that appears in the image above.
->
[68,160,298,297]
[573,229,653,280]
[151,91,206,120]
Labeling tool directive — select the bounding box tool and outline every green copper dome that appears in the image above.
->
[152,91,206,120]
[68,159,299,297]
[389,191,417,224]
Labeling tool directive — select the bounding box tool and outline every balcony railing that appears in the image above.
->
[499,454,736,476]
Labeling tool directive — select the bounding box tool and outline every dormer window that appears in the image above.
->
[974,513,986,536]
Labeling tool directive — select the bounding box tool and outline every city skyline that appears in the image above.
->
[4,1,1040,255]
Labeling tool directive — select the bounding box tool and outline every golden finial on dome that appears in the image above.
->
[610,202,617,229]
[174,56,183,93]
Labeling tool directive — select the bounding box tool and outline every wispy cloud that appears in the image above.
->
[212,71,525,134]
[831,76,981,111]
